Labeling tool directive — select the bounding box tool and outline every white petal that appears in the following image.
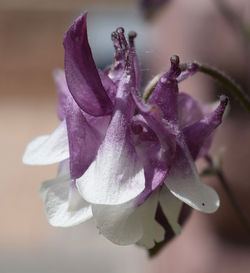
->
[137,192,165,249]
[41,175,92,227]
[92,200,143,246]
[23,120,69,165]
[92,191,164,248]
[159,185,182,235]
[39,160,70,199]
[165,141,220,213]
[57,159,70,177]
[77,139,145,205]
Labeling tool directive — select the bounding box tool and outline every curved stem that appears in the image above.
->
[204,155,250,233]
[143,62,250,113]
[142,73,163,102]
[194,62,250,113]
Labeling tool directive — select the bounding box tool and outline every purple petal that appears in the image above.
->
[148,56,181,123]
[178,92,203,128]
[63,12,113,116]
[183,95,228,160]
[98,69,116,103]
[66,98,105,179]
[132,93,177,163]
[131,115,170,205]
[53,69,69,121]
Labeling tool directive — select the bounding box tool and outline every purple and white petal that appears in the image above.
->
[131,117,169,201]
[132,93,177,165]
[76,118,145,205]
[165,138,220,213]
[77,62,145,205]
[159,185,182,234]
[63,12,112,116]
[23,120,69,165]
[41,175,92,227]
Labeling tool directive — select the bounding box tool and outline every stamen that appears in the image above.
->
[128,31,137,48]
[170,55,180,66]
[116,27,125,34]
[169,55,181,78]
[220,95,228,103]
[116,27,128,50]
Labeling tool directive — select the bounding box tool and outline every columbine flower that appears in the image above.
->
[23,12,228,249]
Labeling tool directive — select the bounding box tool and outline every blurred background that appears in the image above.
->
[0,0,250,272]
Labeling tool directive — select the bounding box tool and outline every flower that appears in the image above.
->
[23,12,228,249]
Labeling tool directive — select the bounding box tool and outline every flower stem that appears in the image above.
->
[194,62,250,113]
[204,155,250,233]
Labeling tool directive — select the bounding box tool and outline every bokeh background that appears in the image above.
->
[1,0,250,272]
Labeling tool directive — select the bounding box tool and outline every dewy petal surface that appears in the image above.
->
[63,12,112,116]
[23,120,69,165]
[165,138,220,213]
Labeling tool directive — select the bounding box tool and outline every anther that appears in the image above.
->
[219,95,228,102]
[170,55,180,66]
[111,31,118,40]
[116,27,125,34]
[128,31,137,48]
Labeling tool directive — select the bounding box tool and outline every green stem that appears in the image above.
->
[204,155,250,233]
[194,62,250,113]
